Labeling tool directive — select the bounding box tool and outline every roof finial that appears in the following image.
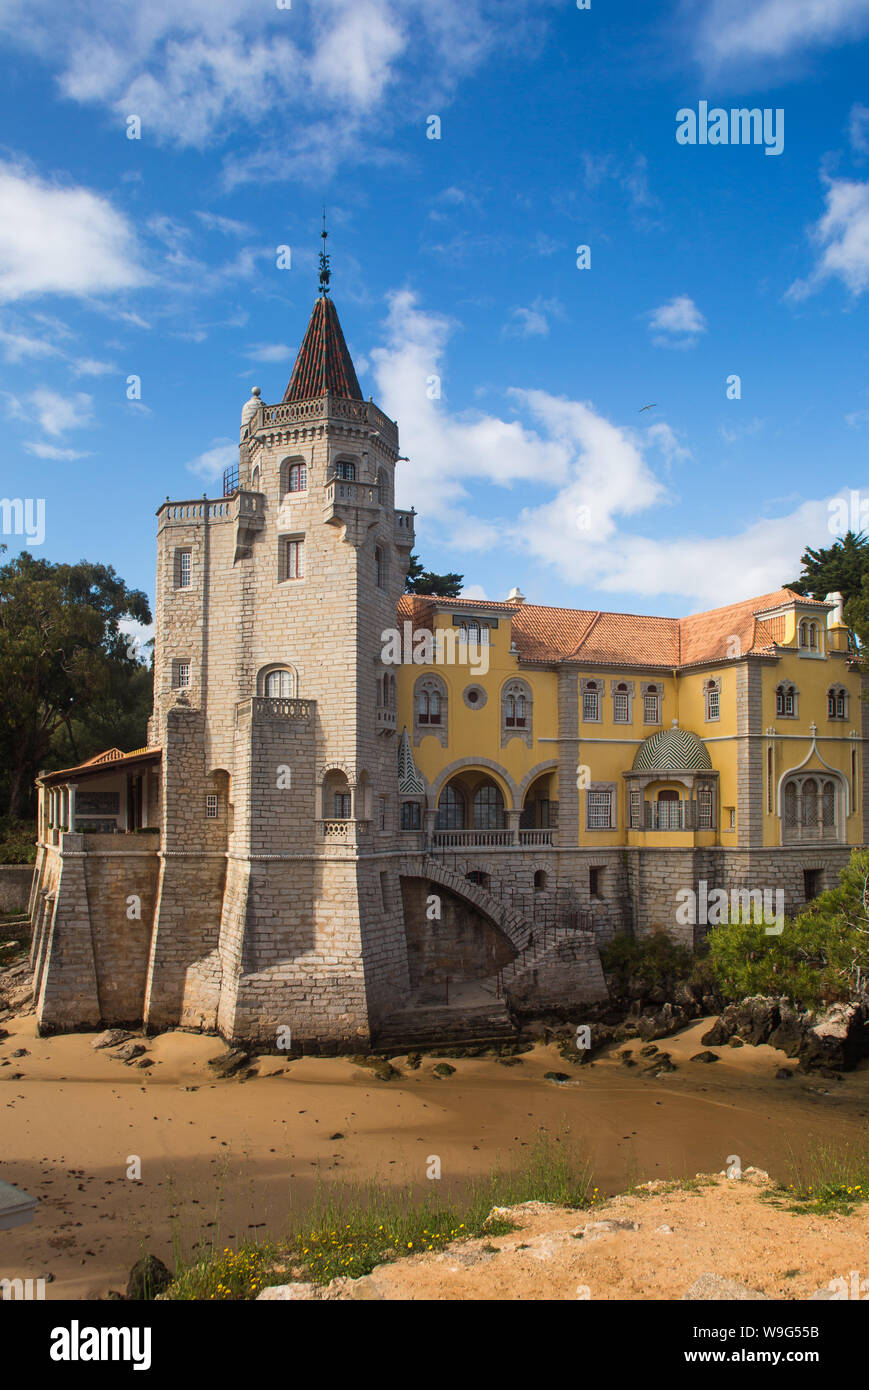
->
[318,207,331,296]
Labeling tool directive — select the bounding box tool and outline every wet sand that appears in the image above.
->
[2,1013,869,1299]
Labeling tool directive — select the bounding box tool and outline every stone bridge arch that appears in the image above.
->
[398,853,531,955]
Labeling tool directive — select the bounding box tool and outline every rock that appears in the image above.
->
[734,996,781,1045]
[639,1043,659,1057]
[92,1030,131,1050]
[405,1052,422,1070]
[543,1071,570,1083]
[115,1043,146,1063]
[727,1036,744,1048]
[799,1002,867,1073]
[775,1068,793,1080]
[11,1047,28,1058]
[701,1008,738,1047]
[636,1003,686,1042]
[579,1219,640,1238]
[690,1051,720,1064]
[329,1132,344,1141]
[768,1000,807,1058]
[137,1058,154,1069]
[657,1224,673,1233]
[682,1273,768,1301]
[432,1062,455,1077]
[257,1282,321,1301]
[126,1255,172,1300]
[207,1048,251,1078]
[654,1060,677,1074]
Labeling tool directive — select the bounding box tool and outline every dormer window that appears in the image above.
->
[799,619,821,651]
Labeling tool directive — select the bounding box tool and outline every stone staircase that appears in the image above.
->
[373,998,516,1050]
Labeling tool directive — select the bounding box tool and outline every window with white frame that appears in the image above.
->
[611,680,634,723]
[173,660,191,688]
[697,785,714,829]
[704,678,720,721]
[581,679,601,722]
[586,786,614,829]
[206,794,219,819]
[642,684,662,723]
[175,549,192,588]
[776,682,797,717]
[828,685,848,719]
[279,535,304,581]
[265,668,295,698]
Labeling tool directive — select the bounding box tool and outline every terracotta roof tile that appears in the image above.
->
[395,586,820,670]
[283,295,363,403]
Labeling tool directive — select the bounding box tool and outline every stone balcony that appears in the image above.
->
[376,707,397,735]
[322,478,380,529]
[395,509,415,549]
[316,819,371,847]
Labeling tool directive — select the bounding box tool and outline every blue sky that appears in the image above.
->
[2,0,869,639]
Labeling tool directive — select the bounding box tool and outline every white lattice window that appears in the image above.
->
[205,794,219,819]
[613,689,629,722]
[587,789,613,829]
[173,661,191,688]
[705,680,720,721]
[582,687,600,721]
[697,786,713,829]
[643,692,659,723]
[629,789,642,827]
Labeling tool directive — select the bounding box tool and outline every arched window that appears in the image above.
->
[375,545,386,589]
[533,870,548,891]
[414,674,448,746]
[582,680,599,722]
[466,620,481,644]
[436,783,465,830]
[335,460,356,481]
[776,683,797,717]
[822,780,836,827]
[799,621,808,647]
[251,465,260,491]
[809,622,819,650]
[784,780,797,827]
[287,462,306,492]
[262,667,295,698]
[502,679,533,745]
[705,679,720,721]
[473,781,505,829]
[657,788,680,830]
[828,686,848,719]
[801,778,818,827]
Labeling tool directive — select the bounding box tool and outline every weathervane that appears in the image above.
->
[318,208,331,295]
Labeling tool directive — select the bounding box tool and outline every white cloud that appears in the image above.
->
[242,343,292,363]
[23,441,90,460]
[6,386,93,436]
[0,326,60,362]
[0,160,147,303]
[788,176,869,299]
[690,0,869,68]
[503,297,565,339]
[0,0,531,177]
[70,357,116,376]
[648,295,707,347]
[186,438,237,482]
[371,290,836,607]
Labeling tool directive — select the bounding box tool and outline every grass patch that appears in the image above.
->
[165,1131,598,1300]
[777,1141,869,1216]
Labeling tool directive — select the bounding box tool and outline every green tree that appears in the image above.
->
[0,550,152,818]
[404,552,464,597]
[787,530,869,607]
[706,849,869,1009]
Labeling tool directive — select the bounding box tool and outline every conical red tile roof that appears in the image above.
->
[283,295,363,402]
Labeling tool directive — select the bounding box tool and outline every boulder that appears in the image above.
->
[92,1030,132,1050]
[114,1042,146,1063]
[682,1273,768,1301]
[690,1050,720,1064]
[635,1002,687,1042]
[768,1000,807,1057]
[734,995,781,1045]
[207,1048,251,1078]
[799,1003,868,1072]
[126,1255,172,1300]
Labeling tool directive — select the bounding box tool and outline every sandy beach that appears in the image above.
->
[2,1013,869,1299]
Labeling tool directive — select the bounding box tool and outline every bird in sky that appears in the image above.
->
[638,403,657,412]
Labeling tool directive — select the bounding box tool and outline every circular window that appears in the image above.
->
[463,685,487,709]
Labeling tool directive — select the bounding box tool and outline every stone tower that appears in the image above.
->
[144,248,416,1049]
